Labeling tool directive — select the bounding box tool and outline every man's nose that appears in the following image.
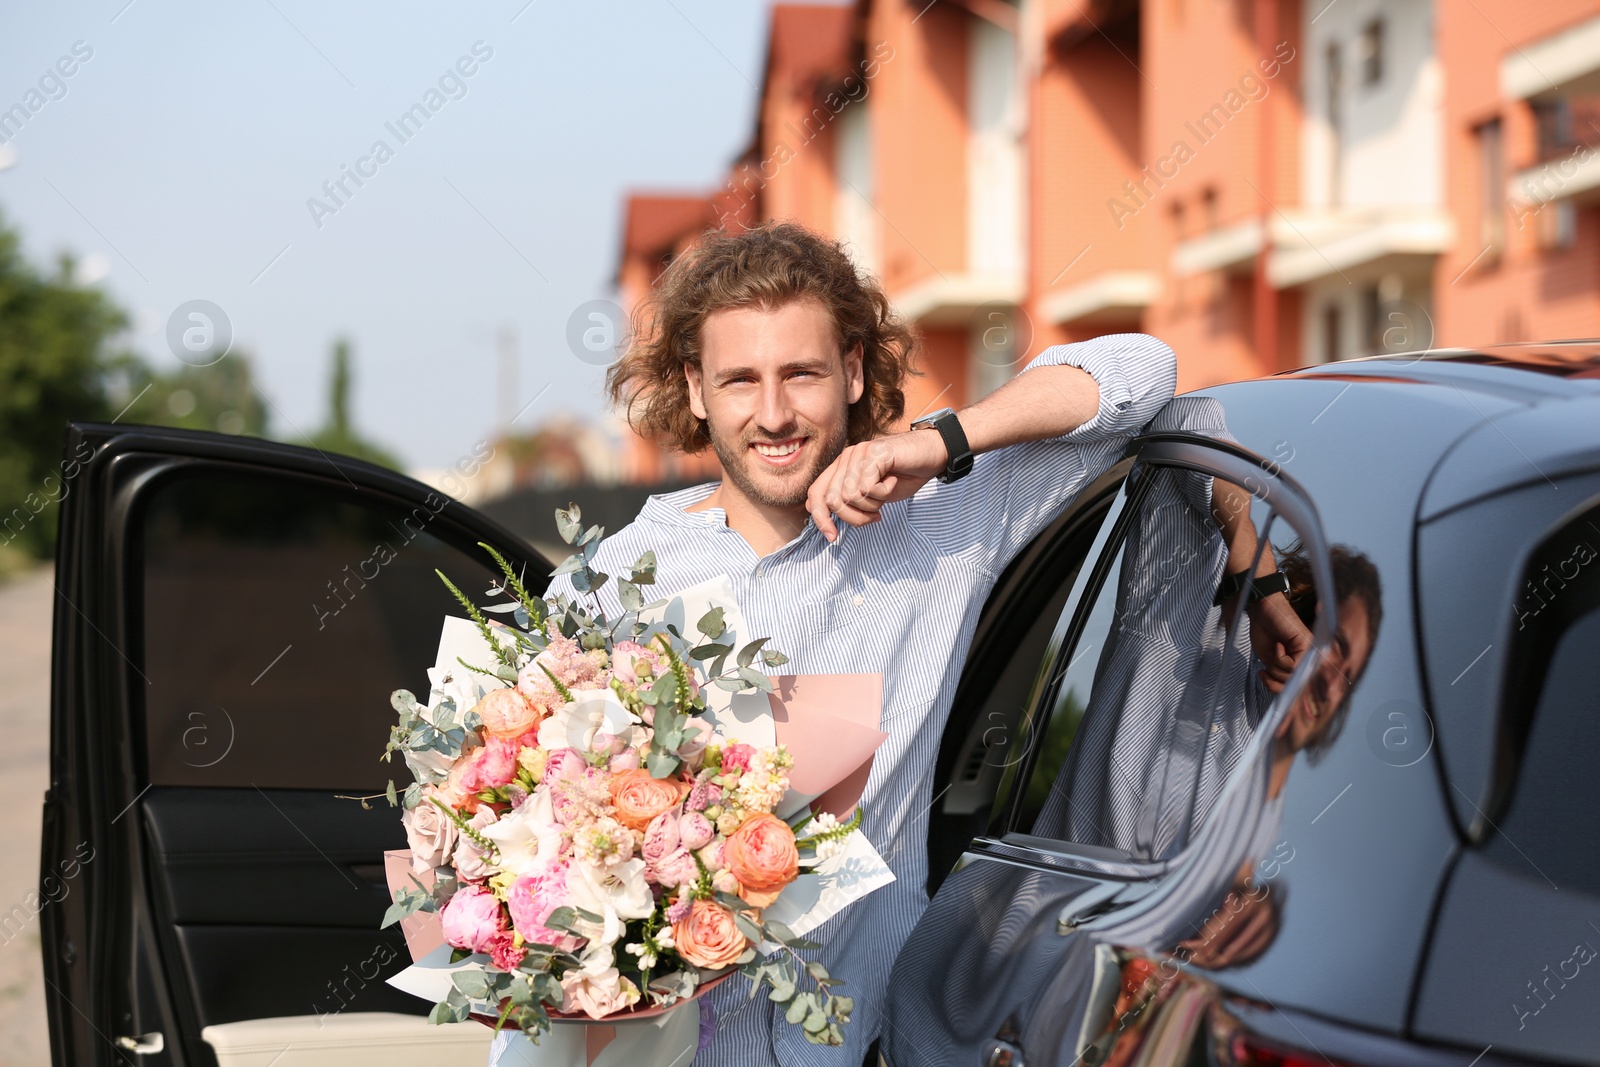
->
[756,378,794,433]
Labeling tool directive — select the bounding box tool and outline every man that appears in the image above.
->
[547,222,1176,1064]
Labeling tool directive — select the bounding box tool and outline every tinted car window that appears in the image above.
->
[1482,500,1600,891]
[1016,459,1324,864]
[138,468,506,790]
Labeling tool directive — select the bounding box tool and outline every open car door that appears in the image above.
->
[888,412,1338,1067]
[41,422,549,1067]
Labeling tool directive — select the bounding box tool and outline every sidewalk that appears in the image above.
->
[0,567,55,1066]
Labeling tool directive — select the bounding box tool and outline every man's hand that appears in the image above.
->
[1248,593,1313,693]
[806,428,948,541]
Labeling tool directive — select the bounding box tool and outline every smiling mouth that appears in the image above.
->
[750,438,805,465]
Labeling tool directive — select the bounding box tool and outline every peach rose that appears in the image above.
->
[672,900,748,970]
[474,688,542,740]
[608,768,690,833]
[725,813,798,907]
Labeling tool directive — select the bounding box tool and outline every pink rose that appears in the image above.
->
[402,793,458,875]
[593,732,628,757]
[610,640,662,686]
[641,812,680,864]
[543,748,587,783]
[506,862,581,950]
[608,748,640,772]
[440,884,504,954]
[721,743,755,775]
[652,848,699,889]
[711,868,740,895]
[473,687,542,740]
[452,807,498,882]
[460,736,520,794]
[678,717,713,763]
[561,968,639,1020]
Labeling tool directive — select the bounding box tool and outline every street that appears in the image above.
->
[0,567,53,1066]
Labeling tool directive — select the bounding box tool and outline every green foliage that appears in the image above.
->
[0,211,127,558]
[113,350,271,438]
[295,336,402,469]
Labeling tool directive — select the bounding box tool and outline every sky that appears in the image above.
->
[0,0,778,472]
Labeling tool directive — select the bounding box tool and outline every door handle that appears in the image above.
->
[116,1032,164,1055]
[1057,883,1129,934]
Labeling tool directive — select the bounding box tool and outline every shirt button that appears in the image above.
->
[754,566,763,578]
[851,594,864,606]
[1210,723,1220,734]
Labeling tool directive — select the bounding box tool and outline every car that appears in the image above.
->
[37,345,1600,1067]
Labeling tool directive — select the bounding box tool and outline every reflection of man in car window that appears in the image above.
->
[1173,545,1381,971]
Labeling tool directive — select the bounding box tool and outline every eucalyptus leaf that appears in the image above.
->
[617,580,643,611]
[738,666,775,693]
[785,995,810,1025]
[736,637,770,668]
[696,607,726,640]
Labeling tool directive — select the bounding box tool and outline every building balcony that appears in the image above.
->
[891,273,1025,325]
[1170,210,1453,289]
[1266,208,1455,288]
[1041,270,1160,325]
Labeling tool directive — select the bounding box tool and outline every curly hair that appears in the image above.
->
[607,221,919,454]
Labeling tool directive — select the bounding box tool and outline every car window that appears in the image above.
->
[137,467,508,790]
[1011,461,1327,864]
[929,469,1131,887]
[1481,501,1600,892]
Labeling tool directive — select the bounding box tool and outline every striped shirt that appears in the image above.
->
[534,333,1177,1066]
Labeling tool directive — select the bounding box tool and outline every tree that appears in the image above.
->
[113,350,272,438]
[299,336,401,470]
[0,209,128,562]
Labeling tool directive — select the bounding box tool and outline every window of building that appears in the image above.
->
[1360,286,1381,355]
[1359,19,1384,87]
[1539,200,1578,251]
[1322,302,1343,362]
[1326,43,1343,207]
[1477,119,1504,262]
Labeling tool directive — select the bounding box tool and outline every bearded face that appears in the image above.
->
[687,299,863,510]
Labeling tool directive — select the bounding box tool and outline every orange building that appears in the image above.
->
[615,0,1600,477]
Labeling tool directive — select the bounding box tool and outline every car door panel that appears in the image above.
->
[43,423,547,1067]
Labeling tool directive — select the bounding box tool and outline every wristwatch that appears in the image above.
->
[910,407,975,483]
[1215,569,1291,606]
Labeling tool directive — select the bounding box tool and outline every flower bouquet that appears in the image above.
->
[377,506,873,1048]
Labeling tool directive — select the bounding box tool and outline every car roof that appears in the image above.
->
[1242,345,1600,517]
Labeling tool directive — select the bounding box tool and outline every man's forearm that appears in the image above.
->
[955,364,1101,456]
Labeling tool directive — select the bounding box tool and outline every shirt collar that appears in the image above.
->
[637,480,850,558]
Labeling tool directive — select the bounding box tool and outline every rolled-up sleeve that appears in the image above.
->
[907,332,1178,575]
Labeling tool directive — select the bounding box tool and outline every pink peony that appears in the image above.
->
[641,812,680,864]
[721,743,755,775]
[506,862,580,950]
[608,748,640,772]
[711,868,740,895]
[652,848,700,889]
[440,884,505,954]
[678,812,714,851]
